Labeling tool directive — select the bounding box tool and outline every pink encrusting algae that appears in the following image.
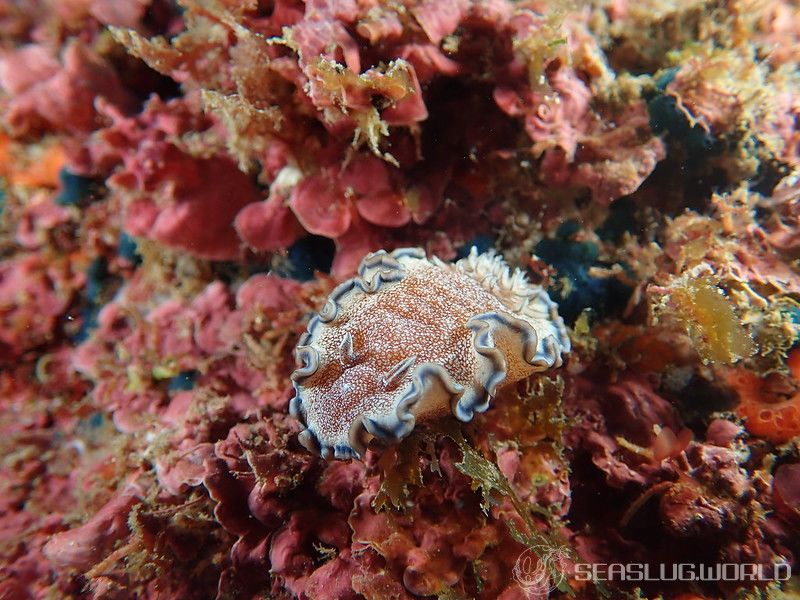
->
[0,0,799,599]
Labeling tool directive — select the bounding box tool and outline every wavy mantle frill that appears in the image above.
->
[290,247,570,459]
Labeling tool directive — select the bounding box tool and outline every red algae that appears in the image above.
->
[0,41,136,135]
[774,462,800,526]
[0,0,799,598]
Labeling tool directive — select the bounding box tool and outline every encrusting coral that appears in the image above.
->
[290,247,570,459]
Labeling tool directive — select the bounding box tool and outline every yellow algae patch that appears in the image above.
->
[665,277,755,364]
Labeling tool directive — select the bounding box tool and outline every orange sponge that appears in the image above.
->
[727,349,800,443]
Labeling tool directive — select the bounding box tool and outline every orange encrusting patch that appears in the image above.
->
[726,348,800,443]
[0,134,10,172]
[0,134,66,188]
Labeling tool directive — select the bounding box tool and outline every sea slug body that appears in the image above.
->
[290,247,571,459]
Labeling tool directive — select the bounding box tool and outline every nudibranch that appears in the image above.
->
[290,247,570,460]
